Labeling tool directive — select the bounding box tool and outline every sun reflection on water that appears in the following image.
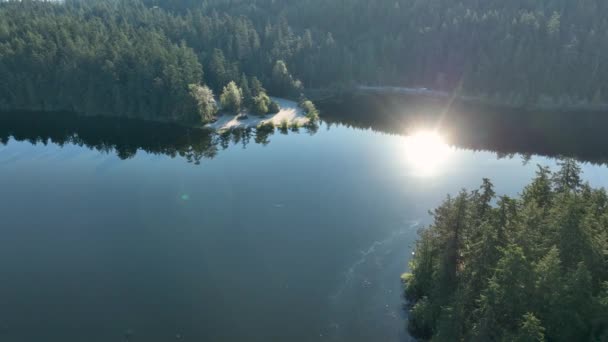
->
[403,130,453,177]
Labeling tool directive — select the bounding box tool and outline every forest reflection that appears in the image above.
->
[0,112,319,165]
[4,94,608,167]
[321,94,608,165]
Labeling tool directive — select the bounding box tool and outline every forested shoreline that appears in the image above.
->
[2,0,608,122]
[403,161,608,341]
[321,93,608,165]
[0,0,308,123]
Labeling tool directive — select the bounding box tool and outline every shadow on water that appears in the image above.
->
[320,93,608,164]
[0,111,319,165]
[3,95,608,166]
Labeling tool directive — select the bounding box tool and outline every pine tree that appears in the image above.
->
[513,313,546,342]
[404,163,608,340]
[553,159,582,193]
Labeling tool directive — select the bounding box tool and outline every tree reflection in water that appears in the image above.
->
[320,93,608,165]
[0,112,319,165]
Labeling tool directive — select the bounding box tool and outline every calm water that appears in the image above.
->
[1,112,608,341]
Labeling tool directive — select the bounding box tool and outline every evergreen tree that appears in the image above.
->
[271,60,301,97]
[403,161,608,340]
[208,49,229,90]
[4,0,608,121]
[513,313,546,342]
[250,77,265,97]
[553,159,582,193]
[239,73,252,108]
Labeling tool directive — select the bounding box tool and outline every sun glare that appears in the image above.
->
[403,130,453,177]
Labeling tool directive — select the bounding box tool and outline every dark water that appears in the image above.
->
[1,107,608,342]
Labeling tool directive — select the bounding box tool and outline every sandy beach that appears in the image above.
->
[205,97,309,131]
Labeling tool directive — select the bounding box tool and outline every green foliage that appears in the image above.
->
[271,60,302,98]
[404,160,608,340]
[268,101,280,114]
[188,84,217,123]
[513,313,546,342]
[0,0,309,122]
[147,0,608,103]
[250,77,265,97]
[553,158,582,192]
[0,0,204,122]
[278,119,289,134]
[299,99,319,121]
[239,74,252,108]
[207,49,231,91]
[220,81,243,114]
[3,0,608,115]
[252,92,271,116]
[408,296,435,339]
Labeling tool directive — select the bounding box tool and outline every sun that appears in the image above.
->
[403,130,453,177]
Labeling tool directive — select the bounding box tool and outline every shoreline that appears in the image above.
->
[314,85,608,112]
[204,97,310,131]
[0,96,312,133]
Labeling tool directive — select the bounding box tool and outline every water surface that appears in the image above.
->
[1,112,608,341]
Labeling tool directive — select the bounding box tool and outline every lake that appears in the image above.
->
[1,107,608,342]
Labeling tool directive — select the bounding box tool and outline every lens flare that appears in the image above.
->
[403,130,453,177]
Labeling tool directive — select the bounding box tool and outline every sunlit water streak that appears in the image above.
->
[402,130,454,177]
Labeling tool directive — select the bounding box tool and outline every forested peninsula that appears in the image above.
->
[404,160,608,341]
[2,0,608,123]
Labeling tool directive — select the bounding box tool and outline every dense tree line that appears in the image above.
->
[0,1,202,121]
[2,0,608,121]
[403,160,608,340]
[147,0,608,106]
[0,0,301,122]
